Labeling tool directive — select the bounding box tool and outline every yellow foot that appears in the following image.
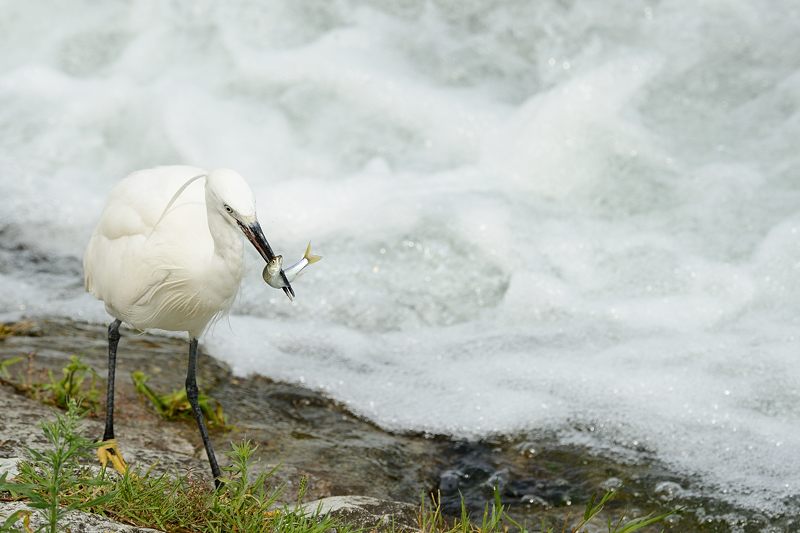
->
[96,439,128,474]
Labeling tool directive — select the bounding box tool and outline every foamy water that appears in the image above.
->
[1,0,799,519]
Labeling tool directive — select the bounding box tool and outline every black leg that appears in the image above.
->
[97,319,127,473]
[104,319,122,441]
[186,338,222,488]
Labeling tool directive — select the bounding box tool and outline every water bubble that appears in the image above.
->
[515,441,537,458]
[439,469,461,492]
[600,477,623,491]
[484,469,509,491]
[520,494,550,507]
[654,481,684,502]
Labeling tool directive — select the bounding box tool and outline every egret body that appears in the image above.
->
[84,165,291,486]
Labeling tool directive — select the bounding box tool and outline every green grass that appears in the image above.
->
[418,485,677,533]
[0,402,347,533]
[0,401,111,533]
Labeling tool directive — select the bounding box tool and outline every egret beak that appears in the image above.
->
[239,221,295,300]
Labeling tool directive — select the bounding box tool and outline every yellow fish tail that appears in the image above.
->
[304,242,322,264]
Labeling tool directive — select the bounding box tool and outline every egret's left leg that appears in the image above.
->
[186,338,222,488]
[97,319,128,474]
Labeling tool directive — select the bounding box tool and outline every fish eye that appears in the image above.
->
[224,205,233,214]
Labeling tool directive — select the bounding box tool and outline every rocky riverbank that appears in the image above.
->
[0,318,787,531]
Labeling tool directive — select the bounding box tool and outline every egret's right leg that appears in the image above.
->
[185,338,223,488]
[97,319,128,474]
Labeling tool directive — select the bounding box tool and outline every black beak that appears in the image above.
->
[239,220,295,300]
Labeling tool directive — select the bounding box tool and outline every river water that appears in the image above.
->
[1,0,798,525]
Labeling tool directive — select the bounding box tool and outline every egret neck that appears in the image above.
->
[204,181,245,267]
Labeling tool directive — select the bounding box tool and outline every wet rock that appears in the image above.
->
[0,317,789,530]
[301,495,418,532]
[0,317,442,502]
[0,376,207,478]
[0,501,163,532]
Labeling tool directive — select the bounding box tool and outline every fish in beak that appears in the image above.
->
[262,242,321,291]
[238,220,295,300]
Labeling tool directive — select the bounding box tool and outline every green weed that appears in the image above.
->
[419,486,678,532]
[0,401,111,533]
[131,370,232,430]
[0,355,101,416]
[42,356,101,414]
[0,356,24,380]
[1,408,344,533]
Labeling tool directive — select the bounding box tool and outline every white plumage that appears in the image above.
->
[84,165,263,337]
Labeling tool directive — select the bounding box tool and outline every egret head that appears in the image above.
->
[206,168,256,220]
[206,168,294,299]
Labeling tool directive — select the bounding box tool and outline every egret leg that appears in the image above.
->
[186,338,222,488]
[97,319,128,474]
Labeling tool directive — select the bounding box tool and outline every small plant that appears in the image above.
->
[131,370,232,430]
[574,490,678,532]
[41,356,101,414]
[205,441,282,532]
[0,356,24,380]
[418,487,677,532]
[0,408,344,532]
[420,488,524,532]
[1,401,112,533]
[0,354,101,416]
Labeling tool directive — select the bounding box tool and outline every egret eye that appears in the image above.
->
[224,205,233,214]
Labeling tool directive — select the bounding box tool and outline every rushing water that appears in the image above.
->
[1,0,799,523]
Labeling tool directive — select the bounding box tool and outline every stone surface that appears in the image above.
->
[0,501,163,532]
[0,369,207,479]
[301,495,418,532]
[0,384,420,533]
[0,457,19,479]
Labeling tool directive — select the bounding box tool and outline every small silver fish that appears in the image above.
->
[262,243,321,300]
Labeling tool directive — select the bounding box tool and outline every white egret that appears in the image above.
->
[83,165,292,487]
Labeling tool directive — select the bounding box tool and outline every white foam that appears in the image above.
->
[1,0,798,517]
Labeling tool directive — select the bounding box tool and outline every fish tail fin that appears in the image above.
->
[304,242,322,264]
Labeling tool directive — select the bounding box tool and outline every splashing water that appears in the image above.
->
[1,0,799,520]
